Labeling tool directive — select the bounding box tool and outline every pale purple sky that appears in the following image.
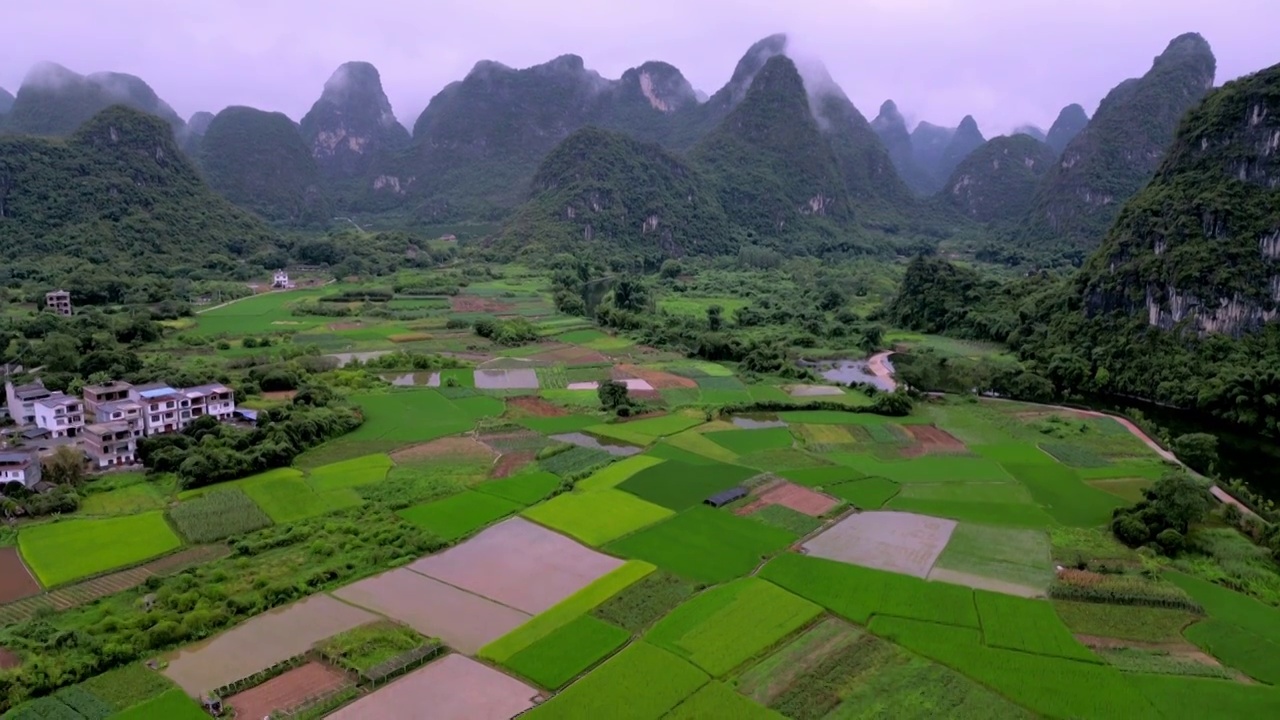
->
[3,0,1277,135]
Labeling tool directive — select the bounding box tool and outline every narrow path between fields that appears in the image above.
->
[867,351,897,392]
[195,279,335,314]
[980,397,1257,519]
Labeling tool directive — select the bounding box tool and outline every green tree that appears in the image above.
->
[598,380,629,411]
[707,305,723,332]
[42,446,86,488]
[1171,433,1219,475]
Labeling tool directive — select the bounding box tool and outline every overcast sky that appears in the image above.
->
[4,1,1277,136]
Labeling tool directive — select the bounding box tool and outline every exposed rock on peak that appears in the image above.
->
[619,61,697,114]
[1045,103,1088,154]
[1080,61,1280,338]
[935,115,986,188]
[300,61,410,185]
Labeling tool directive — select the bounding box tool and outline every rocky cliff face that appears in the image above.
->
[299,62,410,183]
[872,100,932,195]
[1045,103,1088,154]
[1079,61,1280,338]
[942,134,1057,223]
[3,63,184,137]
[1022,34,1217,254]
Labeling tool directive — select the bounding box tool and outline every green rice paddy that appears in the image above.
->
[19,513,183,587]
[397,491,521,541]
[522,489,675,546]
[606,507,796,583]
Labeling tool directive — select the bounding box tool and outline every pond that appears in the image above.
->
[798,357,895,391]
[730,414,788,429]
[550,432,642,457]
[380,372,440,387]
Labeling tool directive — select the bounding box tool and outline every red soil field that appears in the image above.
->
[227,662,349,719]
[527,344,610,365]
[507,396,569,417]
[901,424,967,457]
[491,451,536,478]
[450,296,514,313]
[0,548,41,603]
[391,436,496,464]
[613,363,697,390]
[738,481,840,518]
[0,647,20,669]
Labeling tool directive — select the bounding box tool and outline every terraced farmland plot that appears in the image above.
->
[475,471,561,505]
[617,460,758,511]
[662,430,741,463]
[759,553,979,628]
[18,513,183,587]
[974,591,1099,662]
[824,477,899,508]
[506,615,630,689]
[305,390,474,463]
[885,495,1058,529]
[241,472,363,523]
[606,507,796,584]
[740,618,1034,720]
[306,453,394,490]
[586,413,705,444]
[522,489,674,546]
[646,578,822,676]
[575,455,664,492]
[830,455,1012,484]
[520,642,708,720]
[592,571,697,633]
[780,466,863,488]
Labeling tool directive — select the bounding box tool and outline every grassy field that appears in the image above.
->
[575,456,665,492]
[1053,601,1198,643]
[704,427,794,454]
[824,477,899,508]
[111,688,207,719]
[759,554,978,628]
[506,615,630,689]
[646,578,822,676]
[520,642,709,720]
[476,471,562,505]
[481,560,655,663]
[397,491,521,541]
[586,413,706,445]
[932,523,1053,590]
[80,480,169,515]
[974,591,1100,662]
[665,681,781,719]
[18,513,183,586]
[617,460,757,511]
[523,489,674,546]
[606,507,796,584]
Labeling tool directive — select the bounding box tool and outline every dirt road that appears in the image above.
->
[868,351,897,392]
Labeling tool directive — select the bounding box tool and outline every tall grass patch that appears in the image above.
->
[167,489,273,543]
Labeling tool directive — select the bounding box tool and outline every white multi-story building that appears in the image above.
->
[0,449,41,489]
[82,421,137,469]
[33,393,85,439]
[130,382,236,436]
[4,379,53,426]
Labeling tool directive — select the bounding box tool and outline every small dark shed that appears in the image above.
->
[705,486,748,508]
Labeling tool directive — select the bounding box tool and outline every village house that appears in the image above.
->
[81,421,137,468]
[272,269,294,289]
[129,381,237,436]
[4,379,53,426]
[45,290,72,317]
[33,393,85,439]
[0,449,41,489]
